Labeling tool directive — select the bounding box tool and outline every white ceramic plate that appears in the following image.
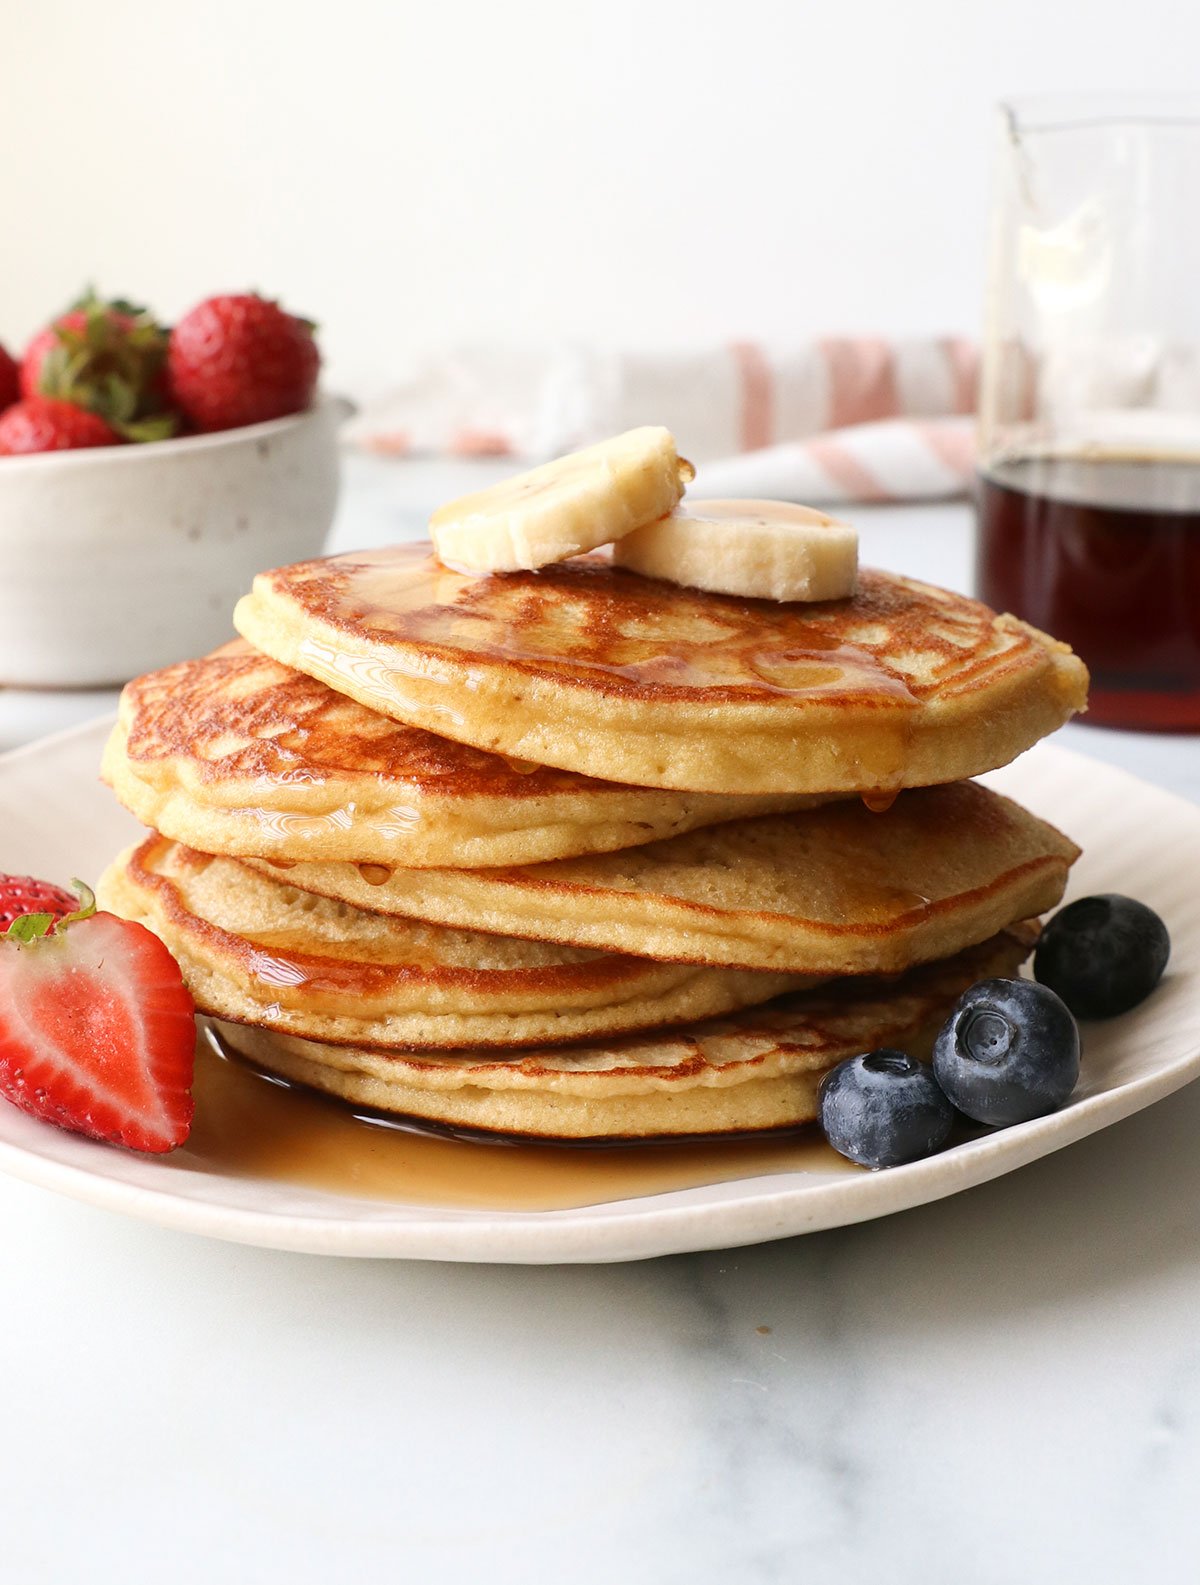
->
[1,718,1197,1263]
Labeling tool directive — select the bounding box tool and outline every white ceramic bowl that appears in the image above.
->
[0,394,352,687]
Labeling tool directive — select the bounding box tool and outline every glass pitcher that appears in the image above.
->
[975,96,1200,731]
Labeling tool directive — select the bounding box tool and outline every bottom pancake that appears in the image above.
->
[214,927,1034,1139]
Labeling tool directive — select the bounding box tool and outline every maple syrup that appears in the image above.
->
[861,789,900,814]
[977,454,1200,730]
[175,1029,856,1212]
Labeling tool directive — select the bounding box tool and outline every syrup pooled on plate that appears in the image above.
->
[173,1029,856,1212]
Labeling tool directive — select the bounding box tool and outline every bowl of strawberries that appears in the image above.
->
[0,289,349,687]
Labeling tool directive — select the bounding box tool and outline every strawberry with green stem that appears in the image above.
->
[21,289,179,441]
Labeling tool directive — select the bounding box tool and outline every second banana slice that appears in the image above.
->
[613,499,859,602]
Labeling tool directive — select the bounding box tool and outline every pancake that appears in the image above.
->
[241,781,1078,973]
[213,927,1035,1138]
[102,642,821,867]
[97,836,812,1051]
[233,543,1089,795]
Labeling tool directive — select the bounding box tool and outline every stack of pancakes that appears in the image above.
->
[98,544,1088,1140]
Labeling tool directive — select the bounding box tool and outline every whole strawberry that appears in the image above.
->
[21,305,135,401]
[0,344,18,412]
[167,293,320,432]
[21,291,177,441]
[0,879,195,1153]
[0,874,80,933]
[0,397,121,455]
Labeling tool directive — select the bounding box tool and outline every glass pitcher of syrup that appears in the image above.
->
[975,97,1200,731]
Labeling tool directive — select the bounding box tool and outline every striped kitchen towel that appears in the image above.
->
[345,338,979,503]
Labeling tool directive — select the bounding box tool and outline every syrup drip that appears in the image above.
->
[173,1029,857,1211]
[861,789,900,814]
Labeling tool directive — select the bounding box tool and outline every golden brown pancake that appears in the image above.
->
[213,927,1035,1138]
[97,836,814,1051]
[102,642,822,867]
[233,543,1089,794]
[241,781,1077,973]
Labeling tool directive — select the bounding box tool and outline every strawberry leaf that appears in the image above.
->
[61,879,97,926]
[5,912,57,943]
[119,412,181,443]
[69,287,149,319]
[103,373,138,424]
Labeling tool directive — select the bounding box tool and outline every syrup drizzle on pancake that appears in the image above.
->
[292,547,920,701]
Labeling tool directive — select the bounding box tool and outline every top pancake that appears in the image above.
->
[233,543,1089,795]
[102,643,816,867]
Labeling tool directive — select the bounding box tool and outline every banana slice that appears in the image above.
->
[612,499,859,602]
[430,426,694,574]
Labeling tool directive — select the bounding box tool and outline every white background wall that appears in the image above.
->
[4,0,1198,390]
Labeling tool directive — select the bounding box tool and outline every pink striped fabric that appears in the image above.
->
[820,337,899,430]
[730,340,774,453]
[347,338,981,503]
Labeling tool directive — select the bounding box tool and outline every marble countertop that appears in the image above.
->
[2,457,1198,1584]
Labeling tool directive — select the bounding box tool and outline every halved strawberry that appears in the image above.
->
[0,881,196,1153]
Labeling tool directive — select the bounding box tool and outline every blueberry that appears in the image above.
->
[1034,894,1169,1019]
[932,977,1079,1127]
[818,1048,954,1168]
